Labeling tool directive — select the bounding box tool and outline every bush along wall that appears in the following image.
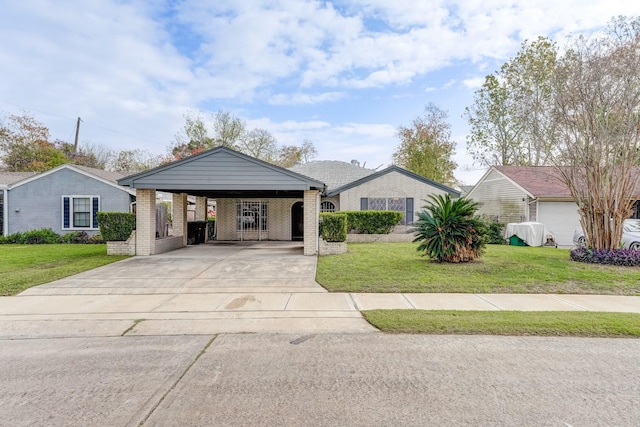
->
[342,210,403,234]
[319,213,348,242]
[475,214,506,244]
[97,212,136,241]
[0,228,104,244]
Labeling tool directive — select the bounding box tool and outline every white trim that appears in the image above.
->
[466,167,535,200]
[61,195,101,230]
[1,188,6,236]
[8,164,135,196]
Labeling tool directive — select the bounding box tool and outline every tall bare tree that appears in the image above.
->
[550,16,640,250]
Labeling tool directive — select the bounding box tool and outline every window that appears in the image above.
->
[236,201,268,232]
[320,201,336,212]
[360,197,414,225]
[63,196,100,229]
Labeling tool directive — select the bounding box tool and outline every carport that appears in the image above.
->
[117,147,326,256]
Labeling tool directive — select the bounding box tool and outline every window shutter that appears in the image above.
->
[92,197,99,229]
[360,198,368,210]
[63,197,70,229]
[406,198,414,225]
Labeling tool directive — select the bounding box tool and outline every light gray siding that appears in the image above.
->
[468,169,528,223]
[6,168,132,235]
[125,150,321,191]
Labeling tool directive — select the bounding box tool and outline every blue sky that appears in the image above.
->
[1,1,639,185]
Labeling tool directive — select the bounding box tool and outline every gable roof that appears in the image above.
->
[118,146,325,194]
[326,165,461,197]
[6,164,134,195]
[493,166,570,198]
[289,160,376,192]
[472,165,640,199]
[0,171,38,187]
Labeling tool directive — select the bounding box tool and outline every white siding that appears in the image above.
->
[468,169,528,223]
[537,201,581,246]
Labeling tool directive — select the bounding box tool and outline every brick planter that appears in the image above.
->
[319,238,347,256]
[106,231,136,256]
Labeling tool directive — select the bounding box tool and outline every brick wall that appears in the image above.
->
[318,238,347,255]
[106,230,136,255]
[216,198,301,241]
[303,190,319,255]
[135,189,156,255]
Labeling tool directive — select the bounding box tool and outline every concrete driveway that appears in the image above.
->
[0,242,375,339]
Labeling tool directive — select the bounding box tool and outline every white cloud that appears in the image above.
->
[463,77,485,89]
[268,91,346,105]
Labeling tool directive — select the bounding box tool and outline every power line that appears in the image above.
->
[0,98,161,146]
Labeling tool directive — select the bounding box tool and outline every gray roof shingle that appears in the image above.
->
[0,171,38,186]
[289,161,375,192]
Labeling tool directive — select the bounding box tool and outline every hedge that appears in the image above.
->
[319,213,347,242]
[97,212,136,241]
[0,228,104,244]
[342,210,403,234]
[570,247,640,266]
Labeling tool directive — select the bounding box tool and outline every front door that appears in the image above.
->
[291,202,304,241]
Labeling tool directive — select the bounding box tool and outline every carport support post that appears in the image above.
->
[195,196,207,221]
[303,190,320,256]
[136,189,156,255]
[172,193,188,246]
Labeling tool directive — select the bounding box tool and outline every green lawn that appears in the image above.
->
[362,310,640,337]
[0,244,129,296]
[316,243,640,295]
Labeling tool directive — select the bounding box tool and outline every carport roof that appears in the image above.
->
[117,146,326,198]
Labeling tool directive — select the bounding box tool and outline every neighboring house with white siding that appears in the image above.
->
[465,165,640,246]
[1,164,135,236]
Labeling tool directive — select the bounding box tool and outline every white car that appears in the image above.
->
[573,219,640,250]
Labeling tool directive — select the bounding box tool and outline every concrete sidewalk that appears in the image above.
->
[0,242,638,338]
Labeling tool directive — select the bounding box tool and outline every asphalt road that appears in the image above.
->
[0,333,638,426]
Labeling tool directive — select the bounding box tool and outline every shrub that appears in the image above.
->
[61,231,92,244]
[413,194,485,263]
[476,214,506,244]
[319,213,348,242]
[97,212,136,241]
[0,228,61,244]
[570,247,640,266]
[342,210,404,234]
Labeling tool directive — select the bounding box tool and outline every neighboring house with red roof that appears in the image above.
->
[467,166,582,246]
[467,165,640,246]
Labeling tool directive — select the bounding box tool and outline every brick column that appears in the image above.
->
[172,193,188,246]
[136,189,156,255]
[195,196,207,221]
[303,190,320,256]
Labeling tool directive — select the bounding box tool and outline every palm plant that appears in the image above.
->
[412,194,485,263]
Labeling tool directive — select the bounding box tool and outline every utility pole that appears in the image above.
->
[73,117,81,154]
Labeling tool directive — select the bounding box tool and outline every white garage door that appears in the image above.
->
[537,202,581,246]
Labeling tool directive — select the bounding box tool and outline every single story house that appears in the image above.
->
[466,165,640,246]
[290,160,460,234]
[1,164,135,237]
[118,147,460,256]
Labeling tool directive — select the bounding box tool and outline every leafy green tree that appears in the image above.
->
[392,104,457,186]
[275,139,318,167]
[0,114,70,171]
[464,37,558,167]
[413,194,484,263]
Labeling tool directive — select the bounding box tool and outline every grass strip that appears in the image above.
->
[362,310,640,337]
[0,244,129,296]
[317,243,640,295]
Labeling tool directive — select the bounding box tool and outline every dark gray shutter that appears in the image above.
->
[63,197,70,228]
[406,198,414,225]
[360,198,368,210]
[92,197,99,228]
